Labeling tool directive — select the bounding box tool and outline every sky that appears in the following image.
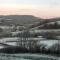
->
[0,0,60,19]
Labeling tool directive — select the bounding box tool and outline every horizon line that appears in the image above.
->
[0,14,60,19]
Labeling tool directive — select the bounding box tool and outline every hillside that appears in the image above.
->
[0,15,60,29]
[37,21,60,29]
[0,15,41,26]
[30,18,60,29]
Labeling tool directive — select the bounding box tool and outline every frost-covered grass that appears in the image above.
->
[0,53,59,60]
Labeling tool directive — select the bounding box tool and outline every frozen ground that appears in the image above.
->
[0,37,59,50]
[0,53,59,60]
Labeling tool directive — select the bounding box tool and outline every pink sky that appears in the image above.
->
[0,0,60,19]
[0,5,60,19]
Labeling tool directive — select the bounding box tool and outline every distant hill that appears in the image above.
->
[37,21,60,29]
[30,18,60,29]
[0,15,41,26]
[0,15,60,29]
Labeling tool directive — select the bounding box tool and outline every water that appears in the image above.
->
[0,53,59,60]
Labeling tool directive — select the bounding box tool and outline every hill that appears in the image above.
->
[0,15,41,26]
[0,15,60,29]
[30,17,60,29]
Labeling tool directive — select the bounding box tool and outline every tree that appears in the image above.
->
[54,22,58,28]
[0,28,3,32]
[43,20,49,24]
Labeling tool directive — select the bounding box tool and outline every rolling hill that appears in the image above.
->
[0,15,60,29]
[0,15,41,26]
